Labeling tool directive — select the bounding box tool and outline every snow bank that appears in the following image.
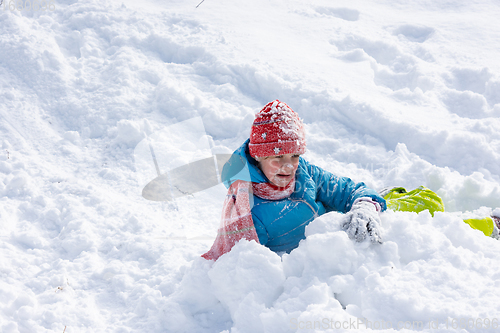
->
[165,211,500,333]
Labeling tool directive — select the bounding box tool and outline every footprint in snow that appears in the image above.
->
[442,67,500,118]
[315,7,360,21]
[393,25,435,43]
[331,35,434,91]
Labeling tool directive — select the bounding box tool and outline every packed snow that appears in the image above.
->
[1,0,500,332]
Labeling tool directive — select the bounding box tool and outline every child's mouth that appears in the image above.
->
[276,174,291,178]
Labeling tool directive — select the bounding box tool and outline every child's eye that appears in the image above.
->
[292,154,300,158]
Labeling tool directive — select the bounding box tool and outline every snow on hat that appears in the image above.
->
[249,100,306,158]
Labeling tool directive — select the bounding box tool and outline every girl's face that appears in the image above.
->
[259,153,300,187]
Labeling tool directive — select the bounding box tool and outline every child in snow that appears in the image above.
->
[202,100,387,261]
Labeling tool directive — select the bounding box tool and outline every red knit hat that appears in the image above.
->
[249,100,306,158]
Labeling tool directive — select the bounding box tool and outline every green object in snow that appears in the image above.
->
[463,217,494,237]
[382,186,445,217]
[382,186,497,238]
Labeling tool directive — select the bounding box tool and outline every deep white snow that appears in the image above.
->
[1,0,500,332]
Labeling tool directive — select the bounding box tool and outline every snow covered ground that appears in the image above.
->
[1,0,500,332]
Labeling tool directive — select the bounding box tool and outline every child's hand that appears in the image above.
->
[341,200,382,244]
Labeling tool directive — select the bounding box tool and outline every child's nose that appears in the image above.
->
[280,159,294,169]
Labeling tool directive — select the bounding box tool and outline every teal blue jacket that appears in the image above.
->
[221,140,386,253]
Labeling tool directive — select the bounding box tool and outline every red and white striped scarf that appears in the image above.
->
[202,178,295,261]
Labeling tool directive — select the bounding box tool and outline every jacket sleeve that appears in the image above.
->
[251,214,269,246]
[304,160,386,213]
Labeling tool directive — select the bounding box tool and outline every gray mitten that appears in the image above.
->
[341,200,382,244]
[491,214,500,240]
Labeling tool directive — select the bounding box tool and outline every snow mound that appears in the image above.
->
[163,211,500,332]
